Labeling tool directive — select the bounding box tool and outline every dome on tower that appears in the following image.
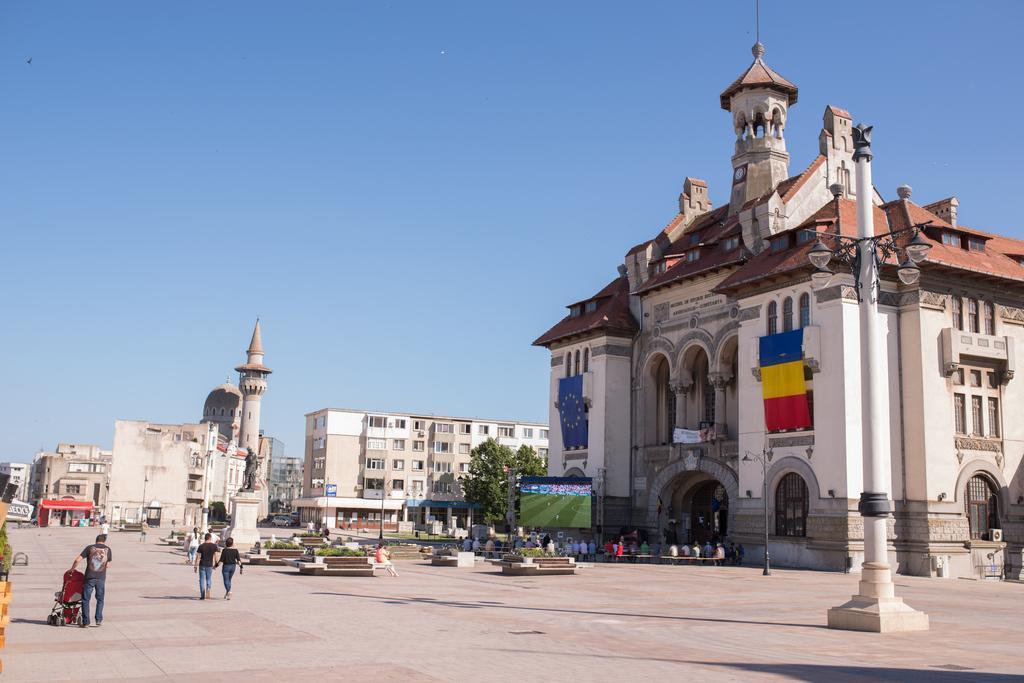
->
[720,42,798,110]
[203,383,242,421]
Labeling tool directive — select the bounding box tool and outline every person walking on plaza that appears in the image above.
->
[70,533,112,628]
[217,537,243,600]
[193,533,219,600]
[187,530,200,565]
[375,543,398,577]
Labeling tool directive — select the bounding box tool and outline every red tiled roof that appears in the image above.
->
[720,53,798,110]
[884,200,1024,283]
[715,198,891,294]
[533,276,638,347]
[826,105,851,118]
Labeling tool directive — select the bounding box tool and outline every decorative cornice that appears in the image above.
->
[1000,305,1024,325]
[814,284,858,304]
[918,290,948,311]
[592,344,631,358]
[954,437,1002,453]
[769,434,815,448]
[738,305,761,322]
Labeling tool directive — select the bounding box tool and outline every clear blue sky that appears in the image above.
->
[2,1,1022,462]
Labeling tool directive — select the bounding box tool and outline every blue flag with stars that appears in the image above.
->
[558,375,588,450]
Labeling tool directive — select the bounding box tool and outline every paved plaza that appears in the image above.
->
[4,527,1023,681]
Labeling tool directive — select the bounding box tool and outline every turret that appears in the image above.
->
[236,319,271,451]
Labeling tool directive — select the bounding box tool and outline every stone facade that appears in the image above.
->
[535,43,1024,579]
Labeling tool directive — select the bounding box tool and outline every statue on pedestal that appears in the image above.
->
[241,448,258,492]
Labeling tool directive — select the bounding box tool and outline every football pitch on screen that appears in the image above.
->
[520,492,592,528]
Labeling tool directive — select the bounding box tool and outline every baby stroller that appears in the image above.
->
[47,569,84,626]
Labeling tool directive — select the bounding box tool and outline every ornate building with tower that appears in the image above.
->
[106,321,273,528]
[535,43,1024,580]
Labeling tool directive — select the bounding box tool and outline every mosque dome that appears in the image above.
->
[203,383,242,421]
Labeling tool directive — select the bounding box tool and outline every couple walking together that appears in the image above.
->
[193,534,244,600]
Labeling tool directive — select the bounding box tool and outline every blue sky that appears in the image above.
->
[1,1,1021,462]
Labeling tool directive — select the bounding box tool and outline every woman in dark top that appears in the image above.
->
[217,537,243,600]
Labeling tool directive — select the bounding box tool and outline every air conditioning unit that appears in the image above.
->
[990,529,1003,542]
[417,431,425,437]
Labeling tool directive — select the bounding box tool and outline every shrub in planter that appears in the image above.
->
[297,532,323,538]
[516,548,547,558]
[315,547,366,557]
[264,541,303,550]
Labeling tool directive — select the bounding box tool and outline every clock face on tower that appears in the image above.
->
[732,164,747,186]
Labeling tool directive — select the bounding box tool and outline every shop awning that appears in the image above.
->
[40,499,94,511]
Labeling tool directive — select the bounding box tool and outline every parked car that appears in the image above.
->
[272,515,293,527]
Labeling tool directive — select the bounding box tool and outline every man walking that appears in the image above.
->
[71,533,112,628]
[193,533,219,600]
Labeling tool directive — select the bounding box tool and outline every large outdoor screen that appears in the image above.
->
[519,476,592,528]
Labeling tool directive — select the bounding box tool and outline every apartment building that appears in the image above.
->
[296,408,549,531]
[28,443,112,526]
[0,462,30,502]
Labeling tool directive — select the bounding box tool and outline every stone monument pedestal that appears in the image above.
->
[223,491,261,551]
[827,563,929,633]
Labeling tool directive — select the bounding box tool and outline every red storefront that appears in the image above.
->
[38,499,95,527]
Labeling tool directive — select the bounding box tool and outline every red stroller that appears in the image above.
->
[47,569,84,626]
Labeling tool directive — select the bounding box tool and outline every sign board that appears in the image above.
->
[633,477,647,491]
[7,499,33,521]
[325,484,337,497]
[673,427,716,444]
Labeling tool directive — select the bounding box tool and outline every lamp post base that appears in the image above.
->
[827,564,928,633]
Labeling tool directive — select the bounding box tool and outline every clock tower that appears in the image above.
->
[721,42,797,215]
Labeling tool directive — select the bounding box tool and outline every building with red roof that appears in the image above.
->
[534,41,1024,580]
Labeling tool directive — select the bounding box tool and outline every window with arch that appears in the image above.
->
[775,472,808,537]
[799,293,811,328]
[782,297,794,332]
[767,301,778,335]
[965,474,999,540]
[574,350,581,376]
[583,348,589,373]
[564,353,571,378]
[983,301,995,335]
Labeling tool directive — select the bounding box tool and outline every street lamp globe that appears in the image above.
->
[810,264,834,290]
[808,239,834,269]
[905,230,932,264]
[897,257,921,285]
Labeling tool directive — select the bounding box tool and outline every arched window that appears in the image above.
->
[782,297,794,332]
[220,408,225,416]
[968,298,979,333]
[799,293,811,328]
[574,350,581,376]
[965,475,999,540]
[952,297,963,330]
[583,348,589,373]
[564,353,571,378]
[775,473,808,537]
[767,301,778,335]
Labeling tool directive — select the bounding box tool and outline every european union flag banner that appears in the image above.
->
[759,329,812,432]
[558,375,588,449]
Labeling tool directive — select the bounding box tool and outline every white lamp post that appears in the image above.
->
[814,124,929,632]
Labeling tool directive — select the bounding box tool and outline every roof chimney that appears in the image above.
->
[923,196,959,227]
[896,184,912,200]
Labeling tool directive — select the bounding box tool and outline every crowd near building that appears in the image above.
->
[535,42,1024,580]
[295,408,548,532]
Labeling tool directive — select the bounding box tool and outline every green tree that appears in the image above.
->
[462,439,547,524]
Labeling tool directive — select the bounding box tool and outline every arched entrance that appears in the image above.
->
[647,454,738,545]
[690,481,729,544]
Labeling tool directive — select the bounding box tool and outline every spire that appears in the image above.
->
[247,319,263,355]
[719,42,798,110]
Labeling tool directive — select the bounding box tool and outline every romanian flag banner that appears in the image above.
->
[759,329,812,432]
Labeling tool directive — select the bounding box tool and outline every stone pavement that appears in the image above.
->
[5,527,1023,682]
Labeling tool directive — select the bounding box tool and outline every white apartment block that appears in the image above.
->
[295,408,549,531]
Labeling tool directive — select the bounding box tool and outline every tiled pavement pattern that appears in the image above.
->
[5,527,1022,681]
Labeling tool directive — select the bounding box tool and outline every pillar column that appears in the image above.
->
[669,381,692,430]
[709,372,732,439]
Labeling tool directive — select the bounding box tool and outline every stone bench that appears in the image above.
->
[500,555,577,576]
[120,524,143,533]
[431,551,475,568]
[659,555,722,565]
[285,555,375,577]
[247,548,305,565]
